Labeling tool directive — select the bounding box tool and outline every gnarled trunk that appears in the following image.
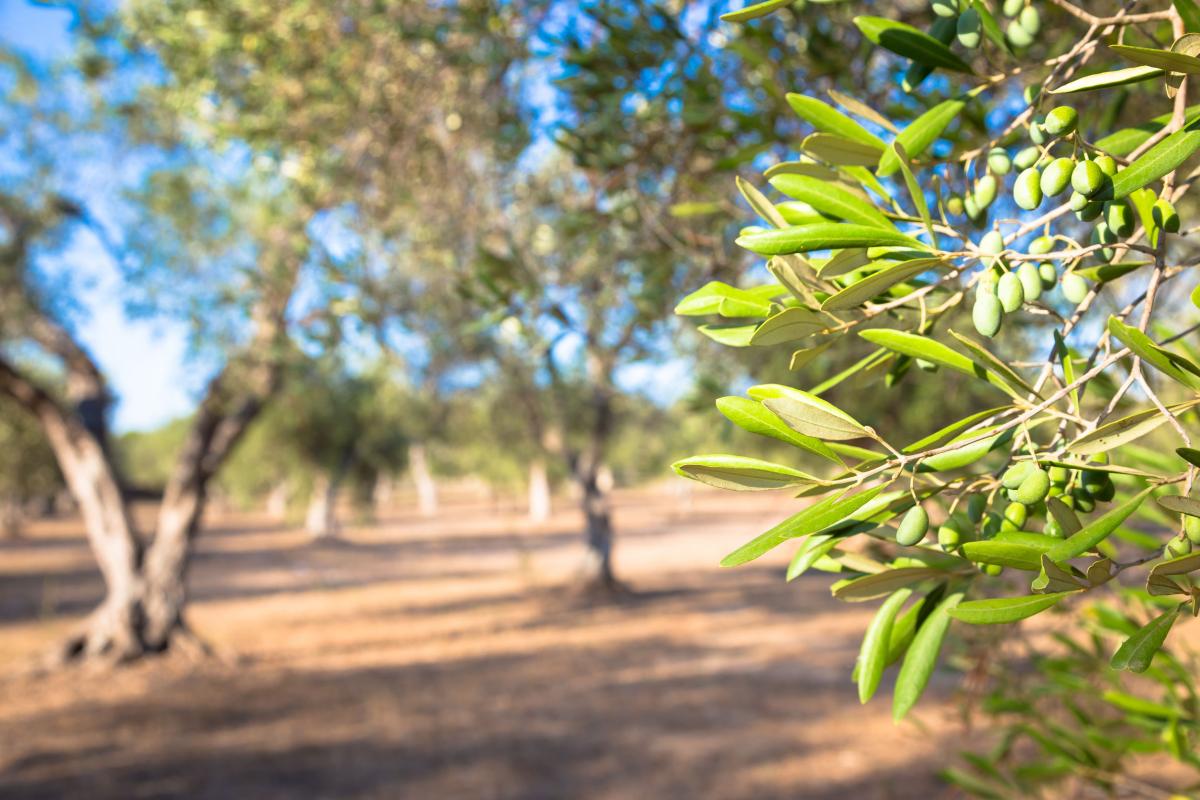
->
[409,442,438,517]
[579,468,615,588]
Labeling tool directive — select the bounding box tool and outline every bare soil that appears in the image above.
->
[0,488,977,799]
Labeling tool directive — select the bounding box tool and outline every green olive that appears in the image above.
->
[1002,501,1028,531]
[1044,516,1065,538]
[1002,460,1037,490]
[967,494,987,523]
[998,271,1024,312]
[1013,146,1040,170]
[979,229,1005,255]
[1072,487,1096,513]
[947,195,965,216]
[1043,106,1077,137]
[1029,235,1055,255]
[1106,201,1134,237]
[1093,221,1117,261]
[932,0,961,17]
[896,505,930,546]
[988,146,1012,175]
[1094,155,1118,177]
[1015,468,1052,505]
[1153,198,1181,233]
[1029,116,1047,145]
[1013,167,1043,210]
[1007,19,1035,48]
[1038,261,1057,290]
[938,523,962,550]
[1018,5,1041,35]
[1017,261,1042,302]
[1062,271,1090,304]
[1003,0,1023,16]
[975,174,999,209]
[1075,199,1103,221]
[1072,160,1106,197]
[1039,157,1074,196]
[957,7,982,47]
[1168,536,1193,557]
[984,563,1004,576]
[973,292,1003,338]
[1185,515,1200,544]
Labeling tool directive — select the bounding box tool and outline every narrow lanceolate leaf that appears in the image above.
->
[698,323,757,347]
[1108,318,1200,391]
[949,592,1076,625]
[671,455,816,491]
[961,539,1053,572]
[787,534,837,581]
[878,98,966,177]
[786,93,887,149]
[1177,0,1200,32]
[1109,44,1200,74]
[821,258,944,312]
[1147,553,1200,596]
[736,175,789,228]
[1032,555,1087,594]
[1068,403,1200,455]
[893,591,964,720]
[833,567,944,601]
[1047,486,1154,561]
[858,588,913,704]
[751,383,871,441]
[750,307,826,345]
[854,16,973,74]
[892,142,935,241]
[715,396,844,464]
[1046,496,1083,535]
[828,89,898,134]
[736,224,923,255]
[1096,104,1200,156]
[969,0,1009,54]
[1052,65,1165,94]
[859,329,1012,395]
[674,281,777,317]
[948,330,1040,397]
[1158,494,1200,518]
[801,133,885,166]
[768,174,894,229]
[721,486,887,567]
[819,248,872,278]
[1110,118,1200,198]
[720,0,794,23]
[1111,608,1179,673]
[903,407,1007,453]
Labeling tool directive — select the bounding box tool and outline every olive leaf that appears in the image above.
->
[893,591,964,721]
[854,16,973,74]
[949,591,1078,625]
[736,224,923,255]
[857,588,913,703]
[1110,608,1180,673]
[671,455,818,491]
[750,383,873,441]
[768,174,894,229]
[786,93,887,149]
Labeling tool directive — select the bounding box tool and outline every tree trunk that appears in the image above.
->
[0,496,22,539]
[305,471,341,540]
[528,458,551,523]
[579,468,616,589]
[265,480,289,520]
[409,442,438,517]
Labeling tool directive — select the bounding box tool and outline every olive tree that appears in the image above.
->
[676,0,1200,793]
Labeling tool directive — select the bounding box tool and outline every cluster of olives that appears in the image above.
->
[893,461,1124,570]
[934,0,1040,52]
[969,231,1090,337]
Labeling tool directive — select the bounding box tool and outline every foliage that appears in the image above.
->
[677,0,1200,794]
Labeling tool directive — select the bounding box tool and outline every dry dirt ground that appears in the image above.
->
[0,488,986,799]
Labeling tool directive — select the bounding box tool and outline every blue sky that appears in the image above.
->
[1,0,245,432]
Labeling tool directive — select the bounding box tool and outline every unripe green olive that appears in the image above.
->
[1168,536,1193,557]
[1029,116,1047,145]
[1018,4,1040,35]
[1017,261,1042,302]
[1013,167,1043,210]
[964,193,981,220]
[1002,501,1028,531]
[1106,201,1134,237]
[1015,468,1052,505]
[984,563,1004,576]
[1023,83,1042,104]
[1002,460,1037,490]
[957,7,982,48]
[1068,191,1090,212]
[978,267,1000,293]
[1153,198,1181,233]
[1072,160,1106,197]
[938,523,962,550]
[1092,222,1116,262]
[1038,261,1057,290]
[1094,155,1118,177]
[1062,271,1090,304]
[979,229,1005,255]
[973,292,1003,338]
[988,147,1012,175]
[967,494,987,523]
[1040,157,1074,196]
[1044,516,1065,538]
[1043,106,1077,137]
[1072,487,1096,513]
[1048,465,1071,485]
[946,195,965,216]
[1075,199,1103,222]
[1091,476,1115,502]
[998,271,1024,312]
[975,174,999,209]
[896,504,930,546]
[916,358,939,373]
[932,0,960,17]
[1029,235,1054,255]
[1003,0,1023,16]
[1185,515,1200,544]
[1080,469,1106,496]
[1014,146,1040,170]
[1007,20,1035,48]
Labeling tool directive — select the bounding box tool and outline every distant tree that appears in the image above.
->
[0,397,63,537]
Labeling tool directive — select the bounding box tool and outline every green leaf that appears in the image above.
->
[1103,690,1183,719]
[902,407,1008,453]
[1032,554,1088,594]
[949,329,1040,397]
[1157,494,1200,518]
[1046,486,1154,561]
[697,323,757,347]
[801,133,885,166]
[763,161,842,182]
[854,16,973,74]
[736,224,923,255]
[1148,553,1200,596]
[749,307,826,345]
[949,592,1076,625]
[891,142,935,241]
[750,383,872,441]
[736,175,789,228]
[671,454,817,491]
[833,567,944,601]
[1110,118,1200,199]
[787,534,837,580]
[893,591,964,720]
[878,98,966,177]
[1108,317,1200,391]
[1111,608,1179,673]
[674,281,777,317]
[859,329,1013,395]
[721,486,887,566]
[1046,496,1083,535]
[827,89,899,134]
[1177,447,1200,468]
[768,174,894,229]
[1095,104,1200,157]
[818,248,872,278]
[1075,261,1149,283]
[1068,402,1200,455]
[720,0,794,23]
[969,0,1009,54]
[785,93,887,149]
[1177,0,1200,32]
[715,396,843,464]
[821,258,944,312]
[1109,44,1200,74]
[1051,65,1165,94]
[961,537,1056,571]
[858,588,913,703]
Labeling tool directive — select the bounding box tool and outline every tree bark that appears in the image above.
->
[0,496,22,539]
[409,442,438,517]
[266,480,289,519]
[528,457,551,523]
[305,470,341,540]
